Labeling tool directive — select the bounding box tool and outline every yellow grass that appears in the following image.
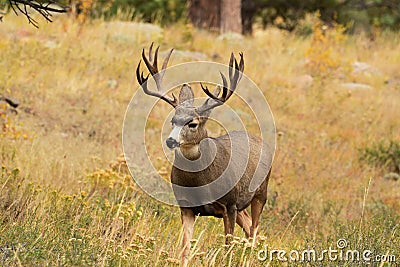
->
[0,13,399,266]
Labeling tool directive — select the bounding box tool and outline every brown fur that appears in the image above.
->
[136,46,272,266]
[172,112,272,266]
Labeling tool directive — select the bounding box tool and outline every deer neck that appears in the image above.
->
[177,129,208,161]
[178,145,201,160]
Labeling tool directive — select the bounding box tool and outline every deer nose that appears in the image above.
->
[166,137,179,149]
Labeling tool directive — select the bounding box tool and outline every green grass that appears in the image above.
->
[0,14,400,266]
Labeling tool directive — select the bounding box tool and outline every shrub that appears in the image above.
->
[305,12,347,77]
[359,140,400,174]
[0,102,31,141]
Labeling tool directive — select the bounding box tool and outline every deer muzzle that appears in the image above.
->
[166,126,182,149]
[166,137,180,149]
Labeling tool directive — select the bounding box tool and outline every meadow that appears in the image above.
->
[0,13,399,266]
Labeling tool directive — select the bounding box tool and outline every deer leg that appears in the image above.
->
[243,209,252,224]
[223,205,237,244]
[180,208,195,267]
[250,197,266,242]
[236,210,251,238]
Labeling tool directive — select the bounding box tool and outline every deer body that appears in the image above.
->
[136,44,272,266]
[172,131,270,214]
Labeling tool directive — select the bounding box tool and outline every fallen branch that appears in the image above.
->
[0,96,19,108]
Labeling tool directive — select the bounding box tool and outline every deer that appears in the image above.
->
[136,43,272,266]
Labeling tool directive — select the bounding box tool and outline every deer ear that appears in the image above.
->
[179,84,194,106]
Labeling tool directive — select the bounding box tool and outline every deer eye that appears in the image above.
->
[188,122,198,128]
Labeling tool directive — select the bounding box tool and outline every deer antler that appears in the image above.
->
[136,43,177,107]
[197,52,244,114]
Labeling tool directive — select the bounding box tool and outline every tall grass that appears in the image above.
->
[0,14,399,266]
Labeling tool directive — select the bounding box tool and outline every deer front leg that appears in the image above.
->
[222,205,237,244]
[180,208,195,267]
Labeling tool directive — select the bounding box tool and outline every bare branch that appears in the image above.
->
[6,0,68,28]
[0,96,19,108]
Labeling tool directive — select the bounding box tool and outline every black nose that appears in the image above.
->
[166,137,179,149]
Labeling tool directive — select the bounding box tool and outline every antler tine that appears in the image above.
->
[136,60,156,97]
[136,44,177,107]
[136,60,149,86]
[229,52,234,81]
[142,48,157,75]
[162,48,174,72]
[197,52,245,114]
[220,72,229,100]
[230,53,244,85]
[153,45,160,71]
[238,52,244,73]
[227,52,245,96]
[200,82,222,102]
[148,42,154,64]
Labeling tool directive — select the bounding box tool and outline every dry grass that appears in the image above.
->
[1,13,400,266]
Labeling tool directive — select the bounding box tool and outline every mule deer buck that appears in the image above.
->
[136,44,273,266]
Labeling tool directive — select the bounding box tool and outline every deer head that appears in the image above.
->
[136,43,244,156]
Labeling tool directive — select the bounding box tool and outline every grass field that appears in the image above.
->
[1,13,400,266]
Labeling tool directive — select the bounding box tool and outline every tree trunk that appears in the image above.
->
[187,0,221,31]
[220,0,242,33]
[241,0,257,35]
[187,0,245,34]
